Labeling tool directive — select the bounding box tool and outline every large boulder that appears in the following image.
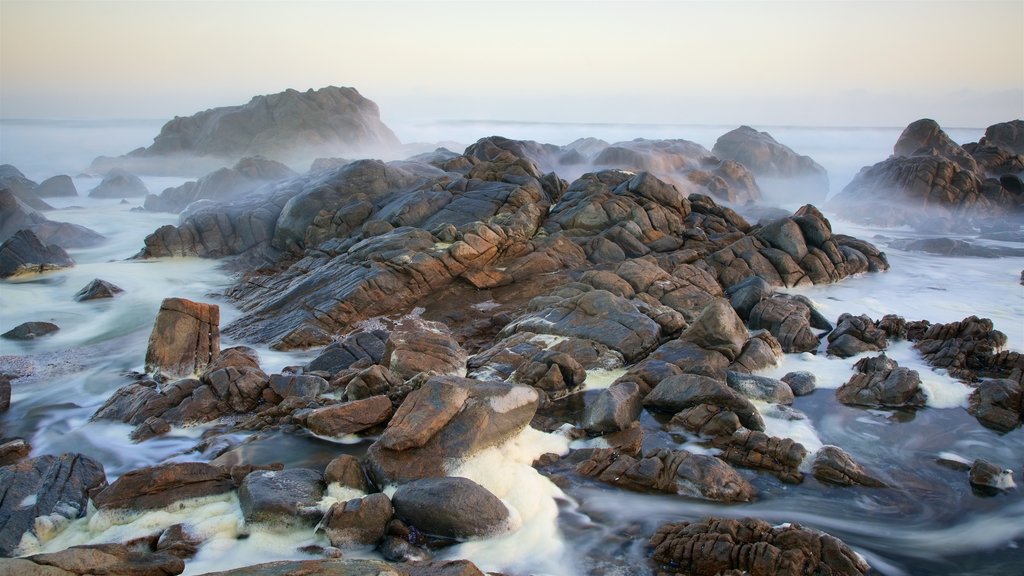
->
[303,395,393,437]
[382,318,466,381]
[92,462,233,511]
[89,168,149,198]
[391,477,511,539]
[679,298,749,361]
[144,298,220,379]
[0,229,74,279]
[643,373,765,432]
[365,376,539,485]
[649,517,871,576]
[238,468,325,528]
[712,126,829,202]
[36,175,78,198]
[0,453,108,556]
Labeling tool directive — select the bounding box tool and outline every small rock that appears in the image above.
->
[0,437,30,466]
[36,174,78,198]
[1,321,59,340]
[319,492,393,547]
[781,371,817,396]
[969,459,1017,496]
[726,371,794,405]
[812,446,887,487]
[581,381,642,433]
[73,278,125,301]
[323,454,368,493]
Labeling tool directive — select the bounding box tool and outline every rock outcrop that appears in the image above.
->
[144,298,220,379]
[144,157,296,213]
[712,126,829,202]
[0,229,74,278]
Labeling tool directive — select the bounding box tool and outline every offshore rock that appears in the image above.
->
[712,125,829,202]
[1,321,59,340]
[812,446,887,487]
[73,278,125,301]
[89,168,149,198]
[827,313,888,357]
[92,462,233,511]
[0,453,108,556]
[1,188,103,248]
[836,354,926,409]
[144,298,220,379]
[144,156,296,213]
[574,447,755,502]
[365,376,538,485]
[969,459,1017,496]
[0,229,74,278]
[649,517,871,576]
[36,175,78,198]
[391,477,511,540]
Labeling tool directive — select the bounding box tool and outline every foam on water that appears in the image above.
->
[583,367,628,390]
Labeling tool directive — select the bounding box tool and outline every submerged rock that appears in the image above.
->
[649,517,871,576]
[1,321,59,340]
[0,229,74,278]
[144,298,220,379]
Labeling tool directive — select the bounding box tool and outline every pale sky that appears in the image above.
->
[1,0,1022,127]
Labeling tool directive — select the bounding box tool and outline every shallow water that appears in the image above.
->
[1,121,1021,574]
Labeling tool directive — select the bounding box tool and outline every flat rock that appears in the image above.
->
[1,543,185,576]
[391,477,511,540]
[92,462,233,511]
[711,429,807,484]
[303,395,393,437]
[2,321,59,340]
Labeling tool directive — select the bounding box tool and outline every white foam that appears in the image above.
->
[754,400,824,453]
[317,483,367,512]
[583,367,627,390]
[487,385,539,414]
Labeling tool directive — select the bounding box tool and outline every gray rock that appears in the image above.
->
[582,381,643,433]
[308,329,389,375]
[726,371,794,405]
[748,296,821,354]
[836,354,926,409]
[644,373,765,432]
[969,459,1016,496]
[145,157,295,213]
[268,373,327,399]
[2,321,59,340]
[781,371,817,396]
[712,126,829,202]
[0,374,9,412]
[391,477,510,540]
[238,468,325,528]
[0,229,74,278]
[36,175,78,198]
[73,278,124,301]
[187,558,484,576]
[679,299,749,362]
[89,168,148,198]
[968,378,1022,432]
[0,164,52,210]
[303,395,393,437]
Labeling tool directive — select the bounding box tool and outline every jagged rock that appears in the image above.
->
[726,371,794,405]
[812,446,887,487]
[391,477,510,540]
[2,321,59,340]
[36,175,78,198]
[836,354,926,409]
[93,347,269,426]
[1,543,185,576]
[969,459,1017,496]
[303,395,393,437]
[582,381,643,433]
[238,468,325,528]
[748,295,825,354]
[144,157,296,213]
[323,455,369,493]
[92,462,233,510]
[308,329,389,375]
[89,168,148,198]
[827,313,888,357]
[712,126,829,202]
[781,371,817,396]
[144,298,220,379]
[188,559,485,576]
[0,165,51,210]
[669,404,742,438]
[319,493,393,547]
[382,318,466,381]
[0,229,74,278]
[902,316,1020,382]
[615,339,731,393]
[575,447,755,502]
[644,373,765,432]
[341,364,404,403]
[649,517,871,576]
[968,379,1022,432]
[0,453,107,556]
[365,376,538,485]
[711,429,807,483]
[73,278,124,301]
[729,331,783,373]
[679,299,748,361]
[500,289,661,363]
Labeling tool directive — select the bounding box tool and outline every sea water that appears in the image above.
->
[1,119,1021,575]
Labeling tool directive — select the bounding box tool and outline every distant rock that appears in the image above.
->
[144,156,296,213]
[712,125,829,202]
[1,188,103,248]
[2,321,59,340]
[0,375,10,412]
[74,278,125,301]
[0,164,52,210]
[0,229,74,278]
[89,168,149,198]
[93,86,400,174]
[36,174,78,198]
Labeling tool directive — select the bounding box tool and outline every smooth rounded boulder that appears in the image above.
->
[391,477,511,540]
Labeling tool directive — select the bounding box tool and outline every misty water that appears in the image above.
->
[1,118,1022,575]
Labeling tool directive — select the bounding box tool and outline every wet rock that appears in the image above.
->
[499,289,661,363]
[0,374,9,412]
[581,381,643,433]
[89,168,148,198]
[268,373,327,399]
[308,328,389,375]
[836,354,926,409]
[781,371,817,396]
[0,438,30,466]
[729,331,783,373]
[968,379,1022,432]
[812,446,887,487]
[238,468,325,528]
[969,459,1017,496]
[679,298,749,361]
[644,373,765,432]
[575,447,755,503]
[509,348,587,403]
[190,558,485,576]
[748,296,822,354]
[130,416,172,442]
[725,274,773,321]
[1,321,59,340]
[144,297,220,379]
[0,187,46,241]
[73,278,124,301]
[649,517,871,576]
[391,477,511,540]
[92,462,233,511]
[323,454,368,493]
[342,364,404,403]
[36,175,78,198]
[669,404,742,438]
[382,317,466,381]
[365,376,538,485]
[319,492,393,547]
[712,429,807,483]
[726,371,794,405]
[712,126,829,202]
[0,229,74,278]
[904,315,1019,382]
[616,339,731,393]
[303,395,393,437]
[2,543,185,576]
[828,313,889,358]
[156,523,203,559]
[0,453,108,556]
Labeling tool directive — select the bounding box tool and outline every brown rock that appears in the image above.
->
[1,543,184,576]
[812,446,887,487]
[144,298,220,379]
[319,493,393,547]
[712,429,807,484]
[304,395,393,437]
[92,462,233,511]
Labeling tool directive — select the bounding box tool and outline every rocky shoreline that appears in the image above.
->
[1,98,1022,575]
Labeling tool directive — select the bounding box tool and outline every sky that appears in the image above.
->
[1,0,1022,128]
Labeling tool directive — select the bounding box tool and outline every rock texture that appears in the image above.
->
[92,462,233,510]
[391,477,511,539]
[144,298,220,379]
[0,229,74,278]
[189,559,485,576]
[0,543,185,576]
[836,354,926,409]
[73,278,124,301]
